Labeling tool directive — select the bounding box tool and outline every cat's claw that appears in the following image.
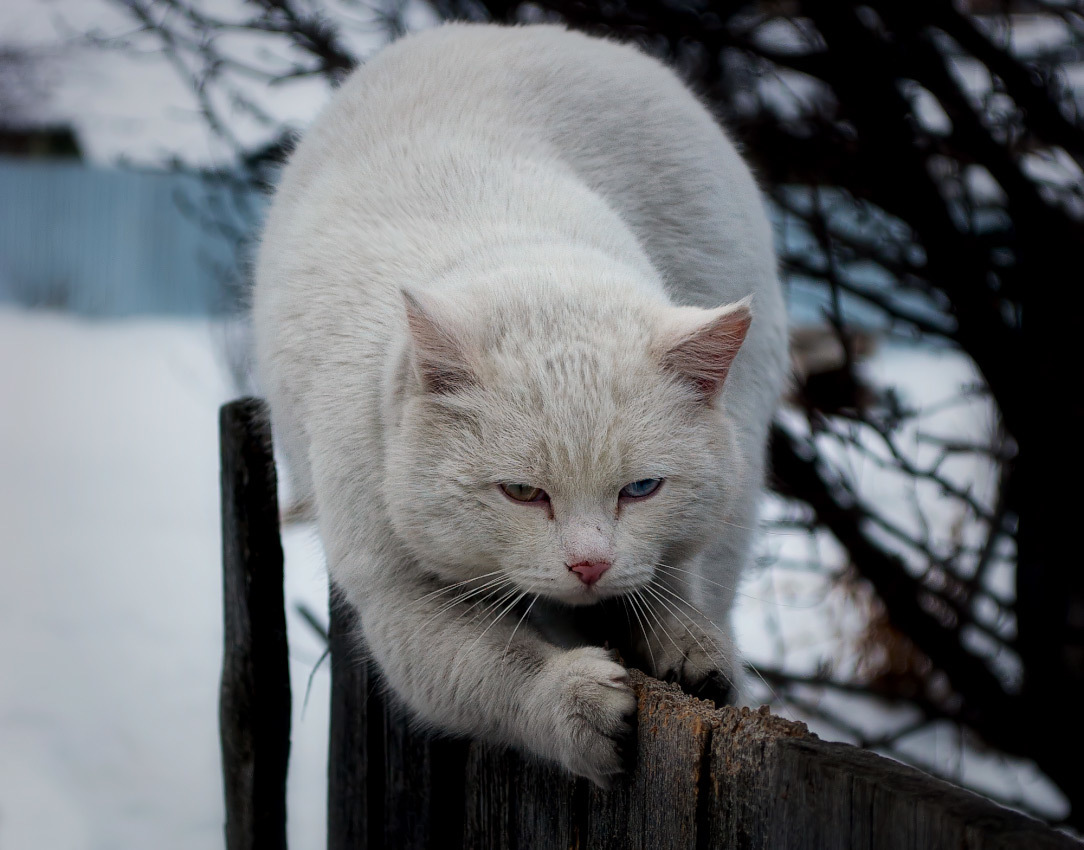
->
[536,646,638,786]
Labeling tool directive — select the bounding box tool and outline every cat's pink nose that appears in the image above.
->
[568,560,611,586]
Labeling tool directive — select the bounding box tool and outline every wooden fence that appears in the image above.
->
[219,398,1081,849]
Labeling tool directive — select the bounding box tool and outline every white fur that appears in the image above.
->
[252,23,788,784]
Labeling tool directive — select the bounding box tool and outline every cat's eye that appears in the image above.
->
[620,478,663,499]
[500,483,548,503]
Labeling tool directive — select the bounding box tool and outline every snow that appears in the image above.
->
[0,308,330,849]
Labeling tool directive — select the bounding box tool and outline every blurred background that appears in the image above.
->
[1,0,1079,846]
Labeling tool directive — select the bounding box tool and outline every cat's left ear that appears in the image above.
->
[655,297,752,402]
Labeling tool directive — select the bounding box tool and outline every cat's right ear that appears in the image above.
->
[401,289,475,395]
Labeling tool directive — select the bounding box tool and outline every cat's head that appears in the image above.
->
[383,272,751,608]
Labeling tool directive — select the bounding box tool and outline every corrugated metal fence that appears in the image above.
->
[0,158,262,316]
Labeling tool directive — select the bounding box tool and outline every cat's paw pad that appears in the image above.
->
[541,646,638,785]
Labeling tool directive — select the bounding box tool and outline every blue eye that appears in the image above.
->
[620,478,663,499]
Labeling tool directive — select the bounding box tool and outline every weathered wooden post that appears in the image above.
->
[328,593,472,850]
[219,398,292,850]
[327,594,379,849]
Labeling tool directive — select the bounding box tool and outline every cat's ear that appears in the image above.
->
[401,289,475,395]
[656,297,752,402]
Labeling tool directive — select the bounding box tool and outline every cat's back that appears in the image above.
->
[263,25,696,238]
[264,22,783,330]
[276,24,699,190]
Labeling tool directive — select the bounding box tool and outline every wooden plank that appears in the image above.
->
[463,742,578,850]
[700,699,1082,850]
[218,398,291,850]
[381,706,470,849]
[461,669,714,850]
[336,640,1082,850]
[327,591,379,850]
[584,670,714,850]
[765,737,1084,850]
[329,590,470,850]
[704,704,815,850]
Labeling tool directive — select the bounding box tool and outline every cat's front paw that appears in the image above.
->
[534,646,637,786]
[643,621,741,708]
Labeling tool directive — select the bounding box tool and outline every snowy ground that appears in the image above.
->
[0,308,330,849]
[0,307,1066,849]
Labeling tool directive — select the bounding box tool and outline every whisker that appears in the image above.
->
[413,578,513,634]
[409,570,506,609]
[503,594,539,659]
[647,579,717,627]
[468,589,528,656]
[654,562,816,609]
[640,583,732,695]
[650,589,732,663]
[653,562,735,593]
[624,591,658,673]
[484,590,527,638]
[411,579,508,628]
[434,575,511,613]
[644,582,788,712]
[642,584,719,658]
[466,585,519,628]
[636,587,686,668]
[618,595,634,644]
[741,658,790,718]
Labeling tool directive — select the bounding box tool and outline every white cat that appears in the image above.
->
[253,23,787,785]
